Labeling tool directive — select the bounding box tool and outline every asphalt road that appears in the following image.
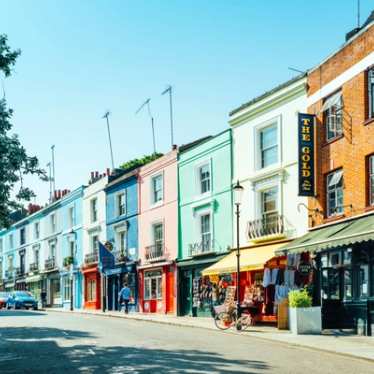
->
[0,310,373,374]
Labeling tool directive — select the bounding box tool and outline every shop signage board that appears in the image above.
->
[298,113,316,196]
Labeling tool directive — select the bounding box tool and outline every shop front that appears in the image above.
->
[177,254,227,317]
[202,241,290,324]
[138,262,176,314]
[105,262,137,312]
[82,265,101,310]
[26,274,42,305]
[44,271,62,307]
[279,214,374,336]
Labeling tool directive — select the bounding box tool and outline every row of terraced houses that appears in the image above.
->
[2,12,374,334]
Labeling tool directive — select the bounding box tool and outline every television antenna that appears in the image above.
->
[135,98,156,154]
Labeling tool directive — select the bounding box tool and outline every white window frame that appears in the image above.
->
[8,255,13,271]
[194,160,212,197]
[33,245,40,266]
[259,123,278,169]
[326,169,344,217]
[323,90,343,141]
[9,234,14,249]
[68,206,75,228]
[152,222,164,251]
[91,233,99,253]
[50,213,56,233]
[199,211,212,252]
[48,240,56,259]
[116,191,127,216]
[144,270,162,300]
[368,68,374,119]
[34,222,40,240]
[151,173,164,205]
[0,238,3,254]
[116,228,127,255]
[90,198,98,223]
[20,227,26,246]
[63,275,71,301]
[369,155,374,206]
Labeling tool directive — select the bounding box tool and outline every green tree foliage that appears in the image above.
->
[119,153,163,171]
[0,34,46,228]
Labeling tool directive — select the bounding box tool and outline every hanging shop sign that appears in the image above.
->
[298,113,316,196]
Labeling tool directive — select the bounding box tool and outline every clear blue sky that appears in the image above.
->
[1,0,373,204]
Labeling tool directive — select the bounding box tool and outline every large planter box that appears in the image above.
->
[289,306,322,334]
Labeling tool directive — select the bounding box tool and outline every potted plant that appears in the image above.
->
[288,288,321,334]
[63,256,74,268]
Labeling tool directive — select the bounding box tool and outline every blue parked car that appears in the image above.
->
[7,291,38,310]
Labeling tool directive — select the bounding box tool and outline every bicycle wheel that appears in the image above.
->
[214,312,235,330]
[239,315,253,331]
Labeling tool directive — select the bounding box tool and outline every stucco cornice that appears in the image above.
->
[229,81,306,127]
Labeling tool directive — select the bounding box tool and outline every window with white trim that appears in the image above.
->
[260,124,278,168]
[199,164,211,194]
[368,68,374,119]
[153,223,164,254]
[200,213,211,252]
[323,91,343,141]
[261,187,278,229]
[50,214,56,233]
[326,169,344,217]
[117,192,126,216]
[34,222,40,239]
[144,270,162,300]
[91,234,99,253]
[20,227,26,246]
[63,275,71,301]
[369,155,374,206]
[68,206,75,227]
[152,174,163,204]
[49,240,56,259]
[9,234,13,249]
[0,238,3,254]
[117,231,127,255]
[90,198,98,223]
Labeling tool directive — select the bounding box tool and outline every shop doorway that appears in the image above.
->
[180,270,192,316]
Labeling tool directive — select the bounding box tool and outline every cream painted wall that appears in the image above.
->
[231,78,309,247]
[82,176,108,256]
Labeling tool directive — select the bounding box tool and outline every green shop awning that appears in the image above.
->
[277,214,374,254]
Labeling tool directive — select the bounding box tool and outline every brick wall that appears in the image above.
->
[307,24,374,227]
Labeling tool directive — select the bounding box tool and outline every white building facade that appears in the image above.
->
[229,74,309,248]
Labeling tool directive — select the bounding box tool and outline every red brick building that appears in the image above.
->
[283,11,374,334]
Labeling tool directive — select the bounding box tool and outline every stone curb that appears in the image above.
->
[45,308,374,363]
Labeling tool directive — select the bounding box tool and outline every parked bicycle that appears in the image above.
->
[213,304,257,331]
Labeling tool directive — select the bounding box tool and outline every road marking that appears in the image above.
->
[87,349,95,355]
[0,353,20,362]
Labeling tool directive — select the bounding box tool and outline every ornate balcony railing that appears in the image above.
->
[45,257,56,271]
[84,252,98,265]
[145,244,165,262]
[188,238,214,257]
[247,214,285,241]
[29,262,39,272]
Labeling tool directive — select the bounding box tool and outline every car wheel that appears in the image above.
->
[33,306,38,311]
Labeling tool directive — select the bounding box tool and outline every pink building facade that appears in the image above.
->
[137,150,178,314]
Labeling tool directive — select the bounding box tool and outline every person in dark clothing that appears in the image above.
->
[118,283,131,314]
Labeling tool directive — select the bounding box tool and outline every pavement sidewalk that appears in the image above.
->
[47,307,374,363]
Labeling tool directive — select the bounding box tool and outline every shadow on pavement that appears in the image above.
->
[0,310,47,317]
[0,325,270,373]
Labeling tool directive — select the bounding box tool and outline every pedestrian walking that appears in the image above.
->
[118,283,131,314]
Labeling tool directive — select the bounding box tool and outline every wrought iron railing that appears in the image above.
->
[247,214,285,240]
[29,262,39,272]
[188,238,214,257]
[84,252,98,265]
[45,257,56,271]
[145,244,165,262]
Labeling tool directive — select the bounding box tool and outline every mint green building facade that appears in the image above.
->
[177,129,233,317]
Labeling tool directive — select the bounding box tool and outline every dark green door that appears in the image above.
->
[180,270,192,316]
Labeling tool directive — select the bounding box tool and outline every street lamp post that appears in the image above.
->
[68,229,77,312]
[233,180,244,330]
